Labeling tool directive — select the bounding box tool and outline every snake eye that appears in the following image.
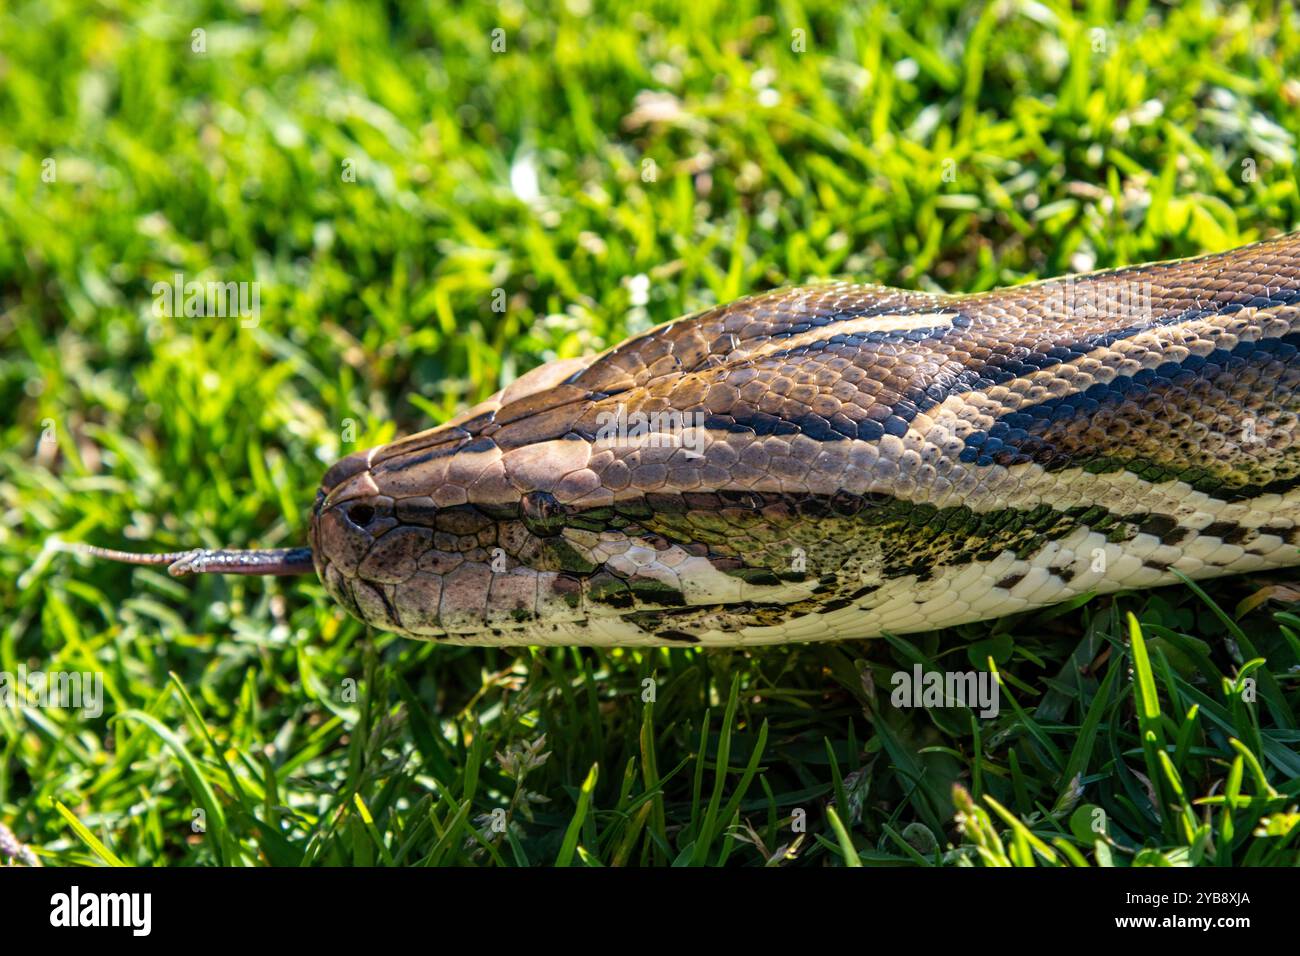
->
[521,490,565,538]
[348,503,376,527]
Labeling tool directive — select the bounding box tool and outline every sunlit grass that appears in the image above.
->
[1,0,1298,866]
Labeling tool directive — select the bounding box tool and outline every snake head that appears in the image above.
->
[310,300,897,645]
[307,283,982,645]
[309,410,813,645]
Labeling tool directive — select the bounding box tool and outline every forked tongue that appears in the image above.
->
[66,543,315,577]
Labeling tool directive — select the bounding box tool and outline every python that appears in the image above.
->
[77,232,1300,647]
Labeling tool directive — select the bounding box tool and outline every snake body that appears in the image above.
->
[310,233,1300,646]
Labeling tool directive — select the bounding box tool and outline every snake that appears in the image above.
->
[82,232,1300,646]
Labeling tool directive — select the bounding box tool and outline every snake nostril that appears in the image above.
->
[348,504,376,527]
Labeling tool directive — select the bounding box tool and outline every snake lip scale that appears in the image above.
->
[84,233,1300,646]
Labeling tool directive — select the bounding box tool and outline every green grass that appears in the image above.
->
[2,0,1299,866]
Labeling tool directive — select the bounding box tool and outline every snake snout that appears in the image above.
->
[311,492,396,578]
[309,446,592,641]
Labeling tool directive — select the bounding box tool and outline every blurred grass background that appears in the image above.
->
[1,0,1299,866]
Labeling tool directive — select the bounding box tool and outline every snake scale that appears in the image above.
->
[87,233,1300,646]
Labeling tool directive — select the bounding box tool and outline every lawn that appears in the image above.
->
[1,0,1299,866]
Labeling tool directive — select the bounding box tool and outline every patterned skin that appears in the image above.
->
[310,233,1300,645]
